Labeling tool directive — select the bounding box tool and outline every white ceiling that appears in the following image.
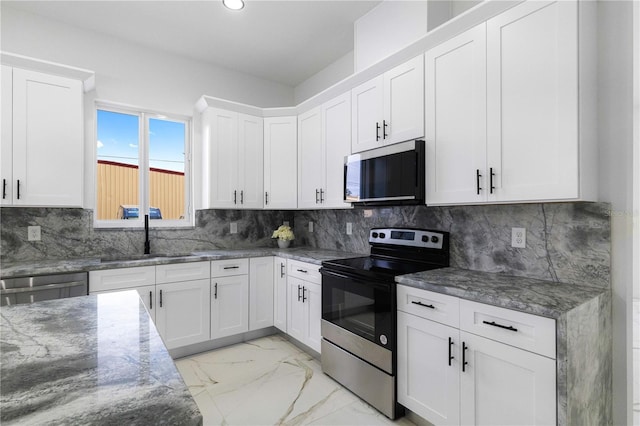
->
[3,0,381,87]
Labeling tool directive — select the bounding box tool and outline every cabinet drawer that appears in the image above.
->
[156,261,210,284]
[459,299,556,359]
[89,266,155,293]
[211,258,249,277]
[397,285,460,328]
[288,260,321,284]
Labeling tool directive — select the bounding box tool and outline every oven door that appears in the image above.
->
[320,268,394,351]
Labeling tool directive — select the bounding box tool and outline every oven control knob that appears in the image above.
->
[431,236,439,243]
[421,235,428,242]
[379,232,386,239]
[372,232,379,238]
[379,335,388,345]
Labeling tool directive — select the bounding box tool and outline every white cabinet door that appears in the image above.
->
[384,55,424,145]
[238,113,264,209]
[263,116,297,209]
[297,107,324,208]
[249,257,274,331]
[397,311,460,426]
[351,76,384,153]
[287,276,306,343]
[205,108,238,208]
[155,279,210,349]
[459,331,556,426]
[211,275,249,339]
[12,68,83,206]
[486,0,578,202]
[273,256,287,332]
[426,24,487,205]
[302,280,322,353]
[322,92,351,208]
[1,65,12,206]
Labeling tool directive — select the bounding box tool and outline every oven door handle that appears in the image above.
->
[320,269,392,290]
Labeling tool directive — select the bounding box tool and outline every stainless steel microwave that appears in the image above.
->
[344,140,425,206]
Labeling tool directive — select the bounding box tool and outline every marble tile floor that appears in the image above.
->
[175,335,416,426]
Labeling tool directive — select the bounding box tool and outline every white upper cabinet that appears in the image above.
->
[263,116,297,209]
[425,24,487,205]
[298,92,352,209]
[426,0,596,205]
[352,55,424,153]
[204,107,263,209]
[2,67,84,207]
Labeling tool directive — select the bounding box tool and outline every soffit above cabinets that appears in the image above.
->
[2,0,380,87]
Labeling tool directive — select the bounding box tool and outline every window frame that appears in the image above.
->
[93,101,193,229]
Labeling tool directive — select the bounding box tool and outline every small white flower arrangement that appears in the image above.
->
[272,225,295,241]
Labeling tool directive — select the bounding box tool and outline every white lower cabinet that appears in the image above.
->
[249,257,274,331]
[273,257,288,332]
[286,260,322,353]
[397,285,556,426]
[211,275,249,339]
[155,279,211,350]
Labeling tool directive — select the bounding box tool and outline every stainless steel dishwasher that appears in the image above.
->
[0,272,88,306]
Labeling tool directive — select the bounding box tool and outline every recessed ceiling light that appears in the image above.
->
[223,0,244,10]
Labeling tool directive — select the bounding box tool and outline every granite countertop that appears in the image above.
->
[0,247,366,278]
[396,267,607,319]
[0,290,202,425]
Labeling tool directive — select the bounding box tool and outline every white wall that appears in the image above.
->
[597,1,635,424]
[294,51,354,105]
[0,6,294,116]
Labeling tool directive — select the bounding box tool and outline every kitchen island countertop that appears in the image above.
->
[0,291,202,425]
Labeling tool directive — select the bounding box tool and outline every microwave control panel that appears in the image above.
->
[369,228,445,250]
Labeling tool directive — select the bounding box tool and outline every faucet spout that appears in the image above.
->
[144,214,150,254]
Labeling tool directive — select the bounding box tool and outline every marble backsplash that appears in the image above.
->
[293,202,611,289]
[1,202,610,290]
[0,208,294,263]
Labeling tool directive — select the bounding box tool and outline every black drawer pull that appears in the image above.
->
[296,269,308,273]
[411,300,435,309]
[223,266,240,270]
[483,320,518,332]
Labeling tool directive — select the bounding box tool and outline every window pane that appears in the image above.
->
[148,118,186,220]
[96,110,140,220]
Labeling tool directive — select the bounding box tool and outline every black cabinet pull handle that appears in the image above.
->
[476,169,482,195]
[297,269,308,274]
[280,263,285,278]
[448,337,454,366]
[149,291,153,309]
[159,289,163,307]
[462,341,468,372]
[265,191,268,205]
[315,188,320,204]
[2,179,6,199]
[383,120,388,139]
[240,190,244,204]
[319,188,324,203]
[233,190,237,204]
[376,122,380,141]
[223,266,239,270]
[302,286,307,303]
[214,283,218,299]
[411,300,435,309]
[490,168,495,194]
[483,320,518,332]
[297,285,302,301]
[16,179,20,199]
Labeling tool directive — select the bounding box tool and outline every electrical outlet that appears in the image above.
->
[28,226,41,241]
[511,227,526,248]
[230,222,238,234]
[346,222,353,235]
[308,221,314,232]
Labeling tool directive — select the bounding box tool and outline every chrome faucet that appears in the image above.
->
[144,214,150,254]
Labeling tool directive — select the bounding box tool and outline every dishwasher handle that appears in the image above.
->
[0,281,87,295]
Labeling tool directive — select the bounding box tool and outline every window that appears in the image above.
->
[95,104,192,227]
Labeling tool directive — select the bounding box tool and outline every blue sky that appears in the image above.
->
[97,110,185,173]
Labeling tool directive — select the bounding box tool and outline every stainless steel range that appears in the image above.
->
[319,228,450,419]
